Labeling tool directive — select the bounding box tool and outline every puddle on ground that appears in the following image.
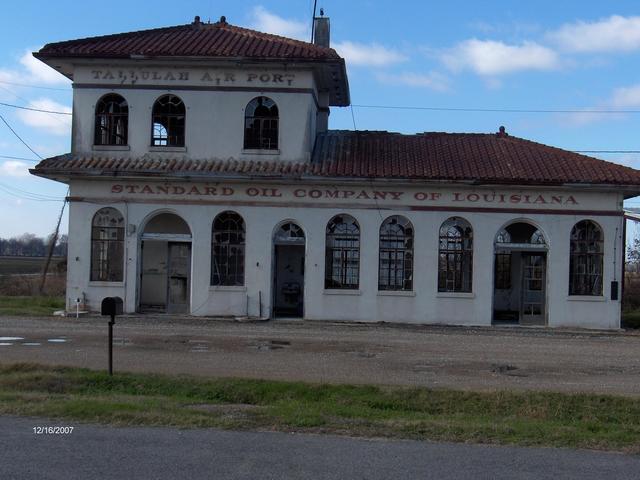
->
[0,337,24,341]
[22,342,41,346]
[190,346,210,353]
[251,339,291,351]
[47,339,68,343]
[189,340,210,352]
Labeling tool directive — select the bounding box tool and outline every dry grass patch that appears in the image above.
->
[0,363,639,452]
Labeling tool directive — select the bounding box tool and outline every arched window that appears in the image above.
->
[151,94,185,146]
[94,94,128,145]
[379,216,413,291]
[91,207,124,282]
[211,212,245,286]
[438,217,473,292]
[569,220,603,296]
[244,96,278,150]
[325,214,360,289]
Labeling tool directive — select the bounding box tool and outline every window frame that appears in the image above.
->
[438,217,473,293]
[569,220,604,296]
[378,215,414,291]
[90,207,125,282]
[325,214,360,290]
[151,94,186,147]
[243,96,279,150]
[211,211,246,287]
[94,94,129,146]
[494,252,512,290]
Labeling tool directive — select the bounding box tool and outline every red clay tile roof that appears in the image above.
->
[31,130,640,188]
[35,17,341,61]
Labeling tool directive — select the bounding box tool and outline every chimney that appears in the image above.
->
[313,9,330,48]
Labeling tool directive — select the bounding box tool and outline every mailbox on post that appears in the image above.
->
[101,297,123,317]
[101,296,122,376]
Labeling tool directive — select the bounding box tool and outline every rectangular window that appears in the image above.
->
[494,253,511,290]
[90,226,124,281]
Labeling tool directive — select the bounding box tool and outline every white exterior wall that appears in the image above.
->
[66,179,625,329]
[71,65,319,162]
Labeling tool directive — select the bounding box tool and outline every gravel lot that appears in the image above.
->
[1,315,640,396]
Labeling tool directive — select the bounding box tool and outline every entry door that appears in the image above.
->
[273,245,305,317]
[521,254,546,325]
[167,242,191,314]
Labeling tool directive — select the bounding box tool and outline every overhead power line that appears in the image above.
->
[573,150,640,154]
[0,114,42,159]
[0,80,70,91]
[352,104,640,114]
[0,154,40,162]
[0,101,72,116]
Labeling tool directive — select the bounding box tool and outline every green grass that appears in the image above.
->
[0,296,65,316]
[1,364,640,452]
[0,256,64,275]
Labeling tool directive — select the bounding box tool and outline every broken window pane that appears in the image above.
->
[378,215,413,291]
[94,94,128,145]
[211,212,245,286]
[244,96,279,150]
[90,207,124,282]
[325,214,360,289]
[151,94,185,146]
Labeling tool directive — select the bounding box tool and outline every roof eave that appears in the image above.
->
[29,168,640,193]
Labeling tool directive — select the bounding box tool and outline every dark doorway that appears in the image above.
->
[272,222,305,317]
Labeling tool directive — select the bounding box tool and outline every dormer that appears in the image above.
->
[34,15,350,163]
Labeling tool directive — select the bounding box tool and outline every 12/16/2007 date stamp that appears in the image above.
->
[33,426,74,435]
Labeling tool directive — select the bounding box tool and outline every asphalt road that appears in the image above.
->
[2,315,640,396]
[1,416,638,480]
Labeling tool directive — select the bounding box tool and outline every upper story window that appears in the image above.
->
[211,211,246,287]
[569,220,604,296]
[91,207,124,282]
[94,94,128,146]
[438,217,473,293]
[378,215,414,291]
[151,94,185,147]
[325,214,360,290]
[244,96,278,150]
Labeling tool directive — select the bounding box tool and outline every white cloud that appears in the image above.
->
[0,49,70,86]
[441,39,559,75]
[249,6,309,40]
[16,98,71,136]
[611,84,640,107]
[376,71,449,92]
[559,110,620,127]
[0,160,30,177]
[549,15,640,53]
[557,83,640,127]
[333,41,407,67]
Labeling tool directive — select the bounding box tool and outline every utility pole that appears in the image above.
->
[39,196,67,295]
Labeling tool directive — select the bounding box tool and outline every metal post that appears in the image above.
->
[108,315,114,376]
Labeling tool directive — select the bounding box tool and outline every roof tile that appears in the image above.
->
[35,19,341,61]
[31,130,640,187]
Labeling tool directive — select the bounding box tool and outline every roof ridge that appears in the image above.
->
[36,18,340,57]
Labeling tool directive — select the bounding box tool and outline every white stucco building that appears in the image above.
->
[31,15,640,329]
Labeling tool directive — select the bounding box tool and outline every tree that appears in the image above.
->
[628,237,640,272]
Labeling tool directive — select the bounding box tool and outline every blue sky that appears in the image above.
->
[2,0,640,238]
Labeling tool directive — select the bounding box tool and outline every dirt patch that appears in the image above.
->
[2,315,640,396]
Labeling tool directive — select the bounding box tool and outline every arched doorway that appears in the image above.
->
[492,222,548,326]
[139,212,192,313]
[272,222,305,317]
